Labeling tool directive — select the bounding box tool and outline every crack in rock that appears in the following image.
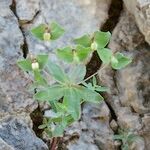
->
[10,0,29,58]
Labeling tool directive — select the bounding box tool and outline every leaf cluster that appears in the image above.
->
[114,130,141,150]
[17,21,132,137]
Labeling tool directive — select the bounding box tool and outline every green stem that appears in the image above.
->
[78,63,109,85]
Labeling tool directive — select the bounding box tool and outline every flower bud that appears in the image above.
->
[32,62,39,70]
[43,32,51,41]
[73,50,80,63]
[111,56,118,64]
[91,42,98,50]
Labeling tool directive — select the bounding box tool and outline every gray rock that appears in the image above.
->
[141,114,150,149]
[65,102,116,150]
[0,118,48,150]
[110,120,118,132]
[123,0,150,45]
[117,107,142,130]
[130,137,145,150]
[0,138,14,150]
[109,10,144,51]
[116,46,150,114]
[0,0,37,120]
[98,7,150,150]
[16,0,40,22]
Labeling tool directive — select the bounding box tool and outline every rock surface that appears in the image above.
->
[0,0,150,149]
[98,6,150,150]
[0,138,14,150]
[123,0,150,45]
[0,0,37,122]
[60,102,116,150]
[16,0,40,22]
[0,118,48,150]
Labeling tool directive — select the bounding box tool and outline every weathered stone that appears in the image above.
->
[141,114,150,149]
[0,1,37,120]
[0,118,48,150]
[109,10,144,51]
[130,137,145,150]
[117,107,142,130]
[98,7,150,149]
[110,119,118,132]
[64,102,116,150]
[123,0,150,45]
[116,45,150,114]
[15,0,40,22]
[0,138,14,150]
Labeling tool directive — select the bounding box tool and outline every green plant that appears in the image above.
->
[114,130,141,150]
[17,21,132,138]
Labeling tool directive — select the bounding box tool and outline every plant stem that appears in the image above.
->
[78,63,109,84]
[51,137,58,150]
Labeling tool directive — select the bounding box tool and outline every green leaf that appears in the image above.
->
[92,76,97,86]
[64,88,81,120]
[82,81,89,87]
[95,86,109,92]
[50,22,65,40]
[74,34,91,47]
[31,24,46,40]
[50,116,62,123]
[33,70,47,85]
[52,123,66,137]
[52,126,64,137]
[46,60,69,83]
[34,85,64,101]
[77,86,104,103]
[45,128,52,137]
[76,45,91,62]
[27,82,47,92]
[56,46,73,63]
[38,124,47,129]
[127,134,140,142]
[37,54,49,69]
[69,65,86,83]
[111,52,132,70]
[57,45,91,63]
[122,144,129,150]
[52,102,67,113]
[17,59,32,72]
[83,82,95,91]
[94,31,111,48]
[65,115,74,125]
[97,48,112,64]
[113,134,124,140]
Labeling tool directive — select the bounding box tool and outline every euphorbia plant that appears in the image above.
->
[17,21,132,138]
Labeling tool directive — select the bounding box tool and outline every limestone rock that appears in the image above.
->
[109,10,144,51]
[0,2,37,120]
[64,102,116,150]
[116,45,150,114]
[110,120,118,132]
[0,138,14,150]
[117,107,142,130]
[98,7,150,149]
[123,0,150,45]
[0,118,48,150]
[16,0,40,22]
